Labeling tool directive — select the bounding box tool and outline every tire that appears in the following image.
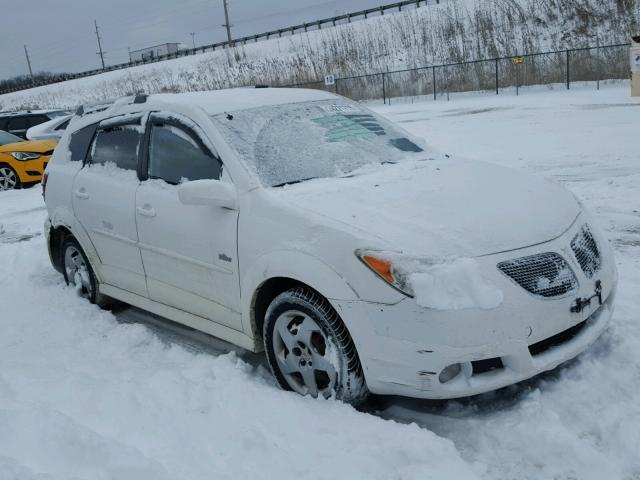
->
[61,236,111,308]
[264,286,369,405]
[0,166,20,191]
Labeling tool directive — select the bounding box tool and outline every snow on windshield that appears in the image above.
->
[210,99,425,187]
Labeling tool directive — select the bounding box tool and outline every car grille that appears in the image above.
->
[571,225,601,278]
[497,252,578,298]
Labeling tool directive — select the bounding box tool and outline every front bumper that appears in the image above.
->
[333,216,618,399]
[11,156,50,184]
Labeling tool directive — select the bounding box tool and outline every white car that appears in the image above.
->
[43,88,617,404]
[26,114,72,141]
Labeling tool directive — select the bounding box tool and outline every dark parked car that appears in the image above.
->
[0,110,70,139]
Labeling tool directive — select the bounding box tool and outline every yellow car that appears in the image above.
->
[0,130,57,191]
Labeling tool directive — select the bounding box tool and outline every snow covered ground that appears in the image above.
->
[1,82,638,479]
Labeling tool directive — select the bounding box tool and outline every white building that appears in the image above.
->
[129,43,187,62]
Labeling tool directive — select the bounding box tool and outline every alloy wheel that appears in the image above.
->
[0,167,18,191]
[64,245,93,299]
[272,310,338,398]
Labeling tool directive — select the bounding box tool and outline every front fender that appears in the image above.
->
[240,250,360,336]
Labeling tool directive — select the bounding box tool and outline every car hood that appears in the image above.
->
[0,139,57,153]
[273,158,580,257]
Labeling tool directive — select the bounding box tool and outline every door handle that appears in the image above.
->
[136,205,156,218]
[75,188,89,199]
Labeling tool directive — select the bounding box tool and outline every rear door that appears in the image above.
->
[71,115,148,297]
[135,113,242,330]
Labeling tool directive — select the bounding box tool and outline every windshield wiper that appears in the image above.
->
[272,177,319,188]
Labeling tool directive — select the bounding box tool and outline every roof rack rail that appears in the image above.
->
[75,94,149,117]
[74,98,118,117]
[254,84,270,88]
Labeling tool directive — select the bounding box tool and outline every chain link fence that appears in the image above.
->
[290,43,631,102]
[0,42,630,101]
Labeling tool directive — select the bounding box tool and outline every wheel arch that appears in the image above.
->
[242,250,360,345]
[48,210,104,283]
[48,224,73,274]
[0,161,22,185]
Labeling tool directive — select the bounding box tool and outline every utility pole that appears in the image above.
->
[23,45,34,80]
[94,19,106,69]
[222,0,233,44]
[190,32,196,49]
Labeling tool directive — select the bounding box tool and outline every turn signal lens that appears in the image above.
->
[361,255,394,283]
[355,250,414,297]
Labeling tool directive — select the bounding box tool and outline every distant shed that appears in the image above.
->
[129,43,186,62]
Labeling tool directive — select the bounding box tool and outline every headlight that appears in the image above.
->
[355,249,504,310]
[355,249,415,296]
[10,152,41,161]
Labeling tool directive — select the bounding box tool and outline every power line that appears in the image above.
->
[23,45,34,80]
[94,20,106,69]
[1,0,411,82]
[222,0,233,43]
[232,0,346,26]
[4,0,347,77]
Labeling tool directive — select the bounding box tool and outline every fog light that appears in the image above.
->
[439,363,462,383]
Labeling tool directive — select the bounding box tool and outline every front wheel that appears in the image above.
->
[0,166,20,191]
[264,287,369,405]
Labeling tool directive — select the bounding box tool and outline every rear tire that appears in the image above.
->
[0,166,20,191]
[264,287,369,405]
[61,236,111,308]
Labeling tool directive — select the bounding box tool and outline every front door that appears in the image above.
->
[135,115,242,330]
[71,117,147,297]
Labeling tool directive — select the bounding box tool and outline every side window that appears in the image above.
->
[148,123,222,184]
[0,119,7,131]
[69,123,98,162]
[55,118,71,131]
[27,115,49,128]
[89,125,142,171]
[8,117,28,131]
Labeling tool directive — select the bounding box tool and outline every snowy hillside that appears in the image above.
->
[1,82,638,479]
[1,0,637,110]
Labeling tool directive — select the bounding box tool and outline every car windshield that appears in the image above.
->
[0,130,23,145]
[210,99,425,187]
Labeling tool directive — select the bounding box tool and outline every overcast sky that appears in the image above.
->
[0,0,390,80]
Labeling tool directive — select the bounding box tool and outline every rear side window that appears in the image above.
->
[90,125,142,171]
[27,115,49,128]
[69,123,98,162]
[55,119,71,131]
[8,117,28,131]
[148,124,222,184]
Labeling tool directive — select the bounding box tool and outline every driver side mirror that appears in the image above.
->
[178,179,238,210]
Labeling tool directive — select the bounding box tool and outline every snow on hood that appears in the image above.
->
[274,157,580,258]
[410,257,504,310]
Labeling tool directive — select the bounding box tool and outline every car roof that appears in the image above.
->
[147,87,338,115]
[68,87,339,133]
